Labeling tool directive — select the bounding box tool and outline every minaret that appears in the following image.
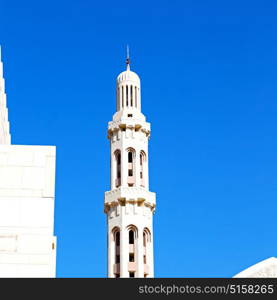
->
[104,50,156,278]
[0,47,11,145]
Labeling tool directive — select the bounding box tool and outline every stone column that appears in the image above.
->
[121,144,127,187]
[135,146,140,188]
[120,224,129,277]
[145,148,149,190]
[148,226,154,277]
[108,226,115,277]
[136,226,144,277]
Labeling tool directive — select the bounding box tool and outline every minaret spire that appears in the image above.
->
[0,46,11,144]
[126,45,130,70]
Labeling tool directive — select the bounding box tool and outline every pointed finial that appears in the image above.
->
[126,45,130,70]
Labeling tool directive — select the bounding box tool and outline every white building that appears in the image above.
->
[0,48,56,277]
[104,54,156,278]
[234,257,277,278]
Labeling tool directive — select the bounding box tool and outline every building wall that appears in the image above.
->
[0,145,56,277]
[233,257,277,278]
[0,60,11,145]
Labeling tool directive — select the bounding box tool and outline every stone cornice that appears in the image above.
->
[107,120,151,139]
[104,187,156,213]
[104,197,156,214]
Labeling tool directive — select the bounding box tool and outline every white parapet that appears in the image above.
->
[105,187,156,207]
[0,144,56,277]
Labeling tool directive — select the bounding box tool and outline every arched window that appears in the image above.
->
[143,231,146,247]
[140,151,146,187]
[127,225,138,276]
[143,228,151,243]
[126,85,129,107]
[127,148,135,187]
[128,151,133,163]
[143,228,151,277]
[112,227,120,277]
[114,150,121,188]
[126,225,138,244]
[129,230,134,244]
[121,86,124,108]
[131,85,133,107]
[115,231,120,247]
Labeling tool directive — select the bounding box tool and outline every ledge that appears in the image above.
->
[107,120,151,139]
[104,187,156,213]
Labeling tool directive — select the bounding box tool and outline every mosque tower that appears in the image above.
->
[104,50,156,278]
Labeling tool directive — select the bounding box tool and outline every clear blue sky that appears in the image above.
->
[1,0,277,277]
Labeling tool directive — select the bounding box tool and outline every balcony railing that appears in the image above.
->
[128,262,136,272]
[127,176,135,184]
[129,244,134,253]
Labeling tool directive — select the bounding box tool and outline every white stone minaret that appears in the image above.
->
[104,50,156,278]
[0,47,11,145]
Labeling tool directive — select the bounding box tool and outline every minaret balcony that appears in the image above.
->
[108,119,151,138]
[104,187,156,212]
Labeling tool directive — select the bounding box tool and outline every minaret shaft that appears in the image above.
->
[104,59,155,278]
